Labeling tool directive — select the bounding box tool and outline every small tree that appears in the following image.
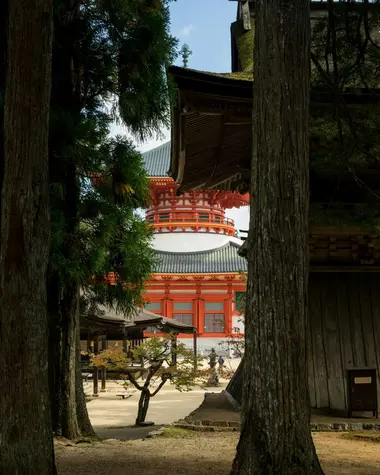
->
[220,318,245,360]
[219,293,245,360]
[91,335,204,425]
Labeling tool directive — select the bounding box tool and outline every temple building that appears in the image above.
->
[167,0,380,416]
[141,141,248,354]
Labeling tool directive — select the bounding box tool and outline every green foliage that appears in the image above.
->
[310,2,380,175]
[96,0,179,138]
[308,2,380,229]
[91,336,205,394]
[310,203,380,229]
[311,3,380,89]
[48,0,178,316]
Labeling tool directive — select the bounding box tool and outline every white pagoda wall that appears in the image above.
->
[152,233,243,252]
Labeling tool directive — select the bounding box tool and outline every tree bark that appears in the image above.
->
[47,274,63,434]
[60,283,81,439]
[0,0,8,219]
[0,0,56,472]
[231,1,324,474]
[136,390,151,425]
[75,310,96,437]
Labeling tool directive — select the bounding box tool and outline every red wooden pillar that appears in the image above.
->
[226,283,233,335]
[166,299,173,319]
[164,284,170,318]
[198,299,205,336]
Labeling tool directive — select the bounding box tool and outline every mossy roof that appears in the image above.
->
[170,66,253,83]
[231,20,254,73]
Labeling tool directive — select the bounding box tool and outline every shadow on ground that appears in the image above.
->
[56,436,234,475]
[56,432,380,475]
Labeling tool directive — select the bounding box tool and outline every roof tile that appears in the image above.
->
[142,141,171,177]
[154,242,247,274]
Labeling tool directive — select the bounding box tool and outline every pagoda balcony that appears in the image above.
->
[146,213,236,235]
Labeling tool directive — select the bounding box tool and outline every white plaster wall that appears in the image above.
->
[232,315,245,334]
[178,338,243,359]
[152,233,243,253]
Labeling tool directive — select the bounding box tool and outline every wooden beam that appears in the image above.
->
[310,266,380,273]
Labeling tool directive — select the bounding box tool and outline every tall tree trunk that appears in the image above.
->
[0,0,8,217]
[47,274,63,434]
[231,1,323,474]
[60,283,81,439]
[75,304,96,436]
[0,0,55,472]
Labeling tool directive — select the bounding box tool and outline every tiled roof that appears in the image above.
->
[142,141,171,177]
[154,242,247,274]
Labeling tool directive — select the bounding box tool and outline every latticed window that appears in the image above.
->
[172,302,193,326]
[204,314,225,333]
[173,314,193,326]
[204,302,225,333]
[146,302,161,312]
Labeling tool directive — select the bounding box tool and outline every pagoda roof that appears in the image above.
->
[154,241,247,274]
[142,141,171,177]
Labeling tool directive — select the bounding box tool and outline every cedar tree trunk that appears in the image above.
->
[57,159,94,438]
[0,0,56,472]
[48,274,63,434]
[231,1,324,474]
[75,318,96,437]
[60,283,81,439]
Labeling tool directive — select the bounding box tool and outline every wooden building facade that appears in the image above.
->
[167,0,380,414]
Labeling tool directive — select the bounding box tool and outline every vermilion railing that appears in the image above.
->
[146,213,235,227]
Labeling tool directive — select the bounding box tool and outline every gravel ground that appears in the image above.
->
[56,431,380,475]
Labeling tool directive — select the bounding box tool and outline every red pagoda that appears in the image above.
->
[142,142,248,354]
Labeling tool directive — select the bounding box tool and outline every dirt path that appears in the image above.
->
[56,432,380,475]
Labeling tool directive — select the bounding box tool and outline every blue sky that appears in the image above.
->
[112,0,250,231]
[170,0,237,72]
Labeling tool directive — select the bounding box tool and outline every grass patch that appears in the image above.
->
[341,431,380,443]
[54,435,103,447]
[159,427,197,439]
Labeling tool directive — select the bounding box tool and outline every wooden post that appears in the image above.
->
[93,336,99,397]
[193,329,198,370]
[123,332,127,353]
[101,336,107,392]
[171,333,178,367]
